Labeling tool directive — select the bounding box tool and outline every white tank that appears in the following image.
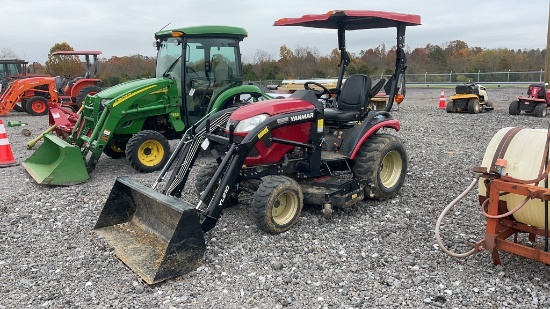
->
[479,127,550,229]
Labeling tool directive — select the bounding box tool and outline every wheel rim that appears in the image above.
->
[272,190,299,225]
[380,150,403,188]
[137,140,164,166]
[109,143,125,154]
[110,143,125,153]
[32,100,46,113]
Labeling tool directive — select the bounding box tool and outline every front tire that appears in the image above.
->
[534,103,548,117]
[25,96,49,116]
[509,100,520,115]
[352,133,407,200]
[13,103,24,112]
[251,175,303,234]
[125,130,170,173]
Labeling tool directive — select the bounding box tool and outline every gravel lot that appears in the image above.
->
[2,86,550,308]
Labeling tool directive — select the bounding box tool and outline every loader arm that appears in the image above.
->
[0,77,56,115]
[159,108,237,197]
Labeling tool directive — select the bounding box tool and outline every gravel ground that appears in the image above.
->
[2,86,550,308]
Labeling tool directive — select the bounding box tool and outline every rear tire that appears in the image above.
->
[445,100,454,113]
[25,96,49,116]
[125,130,170,173]
[251,175,303,234]
[75,85,101,109]
[534,103,548,117]
[352,133,407,200]
[468,99,480,114]
[509,100,520,115]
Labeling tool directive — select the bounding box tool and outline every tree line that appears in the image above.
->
[1,40,546,87]
[244,40,546,82]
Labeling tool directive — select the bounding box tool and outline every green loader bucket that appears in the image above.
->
[22,134,89,185]
[94,176,206,285]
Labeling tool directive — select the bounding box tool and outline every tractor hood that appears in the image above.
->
[230,97,313,121]
[97,78,171,99]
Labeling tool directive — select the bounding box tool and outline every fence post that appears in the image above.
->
[478,70,480,83]
[425,72,427,83]
[449,71,452,83]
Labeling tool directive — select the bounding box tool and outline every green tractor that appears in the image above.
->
[23,25,269,185]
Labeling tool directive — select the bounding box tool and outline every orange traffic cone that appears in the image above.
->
[438,89,446,109]
[0,120,17,167]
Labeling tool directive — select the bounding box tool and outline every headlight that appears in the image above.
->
[232,114,269,133]
[100,99,110,106]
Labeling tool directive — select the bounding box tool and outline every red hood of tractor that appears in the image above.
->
[230,98,314,121]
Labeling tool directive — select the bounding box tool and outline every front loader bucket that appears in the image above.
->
[22,134,89,185]
[94,176,206,285]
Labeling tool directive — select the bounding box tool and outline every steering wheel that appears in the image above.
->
[304,81,331,99]
[186,67,200,78]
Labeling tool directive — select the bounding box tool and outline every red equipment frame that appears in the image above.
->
[474,171,550,265]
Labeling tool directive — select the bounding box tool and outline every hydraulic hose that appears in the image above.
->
[435,175,480,258]
[480,195,531,219]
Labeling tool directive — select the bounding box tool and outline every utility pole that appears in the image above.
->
[546,1,550,84]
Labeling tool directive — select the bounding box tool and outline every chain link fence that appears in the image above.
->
[247,70,546,88]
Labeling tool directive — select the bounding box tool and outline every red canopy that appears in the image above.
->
[52,50,102,56]
[274,10,421,30]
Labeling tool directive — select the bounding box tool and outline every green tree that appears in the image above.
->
[44,42,83,78]
[242,63,259,81]
[426,44,448,73]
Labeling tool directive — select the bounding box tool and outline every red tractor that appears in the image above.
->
[509,83,550,117]
[94,10,421,284]
[0,50,102,116]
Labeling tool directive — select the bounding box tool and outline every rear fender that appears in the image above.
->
[68,78,100,97]
[339,112,401,159]
[517,96,546,103]
[449,94,477,100]
[208,84,263,112]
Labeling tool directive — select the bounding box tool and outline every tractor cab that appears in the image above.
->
[154,26,247,125]
[0,58,25,79]
[0,58,25,92]
[0,58,41,92]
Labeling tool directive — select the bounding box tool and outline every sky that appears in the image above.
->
[1,0,548,65]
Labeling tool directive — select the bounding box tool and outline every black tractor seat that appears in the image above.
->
[324,74,372,122]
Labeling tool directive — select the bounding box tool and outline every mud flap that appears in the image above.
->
[22,133,89,185]
[94,176,206,285]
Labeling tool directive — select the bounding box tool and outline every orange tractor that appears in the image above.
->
[0,50,102,116]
